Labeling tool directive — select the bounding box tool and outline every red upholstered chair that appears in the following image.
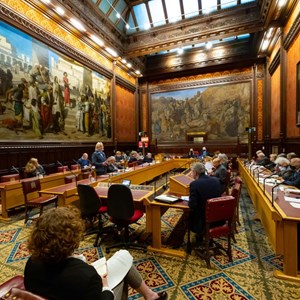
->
[1,174,20,182]
[128,161,139,168]
[81,172,90,179]
[57,166,68,173]
[105,184,147,253]
[223,169,232,195]
[21,178,58,224]
[77,184,108,247]
[0,276,25,298]
[64,175,78,184]
[71,164,80,170]
[1,288,47,300]
[194,196,236,268]
[0,276,47,300]
[231,181,242,230]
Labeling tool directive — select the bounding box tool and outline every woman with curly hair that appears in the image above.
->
[24,206,167,300]
[24,157,45,178]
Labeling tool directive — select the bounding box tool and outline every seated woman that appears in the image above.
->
[24,206,167,300]
[24,158,45,178]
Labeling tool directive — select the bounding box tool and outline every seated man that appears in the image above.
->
[282,157,300,188]
[128,151,143,165]
[143,153,153,164]
[189,162,221,244]
[210,158,227,194]
[77,153,90,169]
[106,156,123,173]
[255,152,271,166]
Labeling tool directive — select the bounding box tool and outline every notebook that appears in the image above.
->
[155,194,180,203]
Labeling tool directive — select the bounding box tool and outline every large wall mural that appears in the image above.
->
[151,82,250,142]
[0,21,111,141]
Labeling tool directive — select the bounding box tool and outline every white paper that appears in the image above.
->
[181,196,189,201]
[289,202,300,208]
[106,250,133,289]
[155,194,179,202]
[284,196,300,203]
[91,257,107,277]
[285,188,300,194]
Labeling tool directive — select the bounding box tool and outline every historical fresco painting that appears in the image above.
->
[0,21,111,141]
[151,82,250,142]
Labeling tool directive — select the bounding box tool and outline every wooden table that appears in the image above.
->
[147,197,190,258]
[239,160,300,282]
[0,159,192,220]
[0,170,81,219]
[39,159,192,208]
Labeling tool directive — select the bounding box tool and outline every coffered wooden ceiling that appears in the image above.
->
[28,0,297,79]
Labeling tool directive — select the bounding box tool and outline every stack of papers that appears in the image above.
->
[155,194,180,203]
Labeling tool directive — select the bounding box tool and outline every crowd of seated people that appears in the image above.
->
[251,150,300,189]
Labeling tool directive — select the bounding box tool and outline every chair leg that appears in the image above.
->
[186,229,191,254]
[105,225,147,254]
[227,234,233,262]
[205,238,211,268]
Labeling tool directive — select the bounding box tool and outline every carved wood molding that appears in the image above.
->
[283,10,300,50]
[0,2,113,80]
[116,76,136,93]
[144,41,254,76]
[268,50,280,75]
[148,74,254,93]
[126,4,262,57]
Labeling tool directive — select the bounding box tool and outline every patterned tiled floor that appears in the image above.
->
[0,188,300,299]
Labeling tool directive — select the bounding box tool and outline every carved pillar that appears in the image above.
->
[279,27,287,153]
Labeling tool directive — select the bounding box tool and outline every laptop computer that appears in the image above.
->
[122,179,131,187]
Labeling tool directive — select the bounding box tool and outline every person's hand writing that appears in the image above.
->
[101,274,109,287]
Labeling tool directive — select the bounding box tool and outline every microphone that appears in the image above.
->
[11,166,21,182]
[57,160,63,166]
[256,167,266,184]
[66,165,78,186]
[73,159,79,164]
[251,165,260,177]
[11,166,20,174]
[271,181,283,207]
[263,173,278,192]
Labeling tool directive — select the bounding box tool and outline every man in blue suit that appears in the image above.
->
[189,162,222,243]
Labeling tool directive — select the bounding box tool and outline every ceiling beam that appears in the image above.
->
[125,4,263,58]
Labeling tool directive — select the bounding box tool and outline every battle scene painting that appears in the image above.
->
[0,21,112,141]
[151,82,250,142]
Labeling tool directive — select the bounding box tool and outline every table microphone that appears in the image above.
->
[263,173,278,192]
[271,181,283,207]
[66,165,78,186]
[251,165,261,177]
[57,160,63,167]
[11,166,21,182]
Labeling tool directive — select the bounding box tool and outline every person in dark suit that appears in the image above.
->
[255,152,271,166]
[106,156,123,173]
[143,152,154,164]
[188,162,221,243]
[210,158,227,194]
[283,158,300,188]
[24,206,167,300]
[92,142,108,175]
